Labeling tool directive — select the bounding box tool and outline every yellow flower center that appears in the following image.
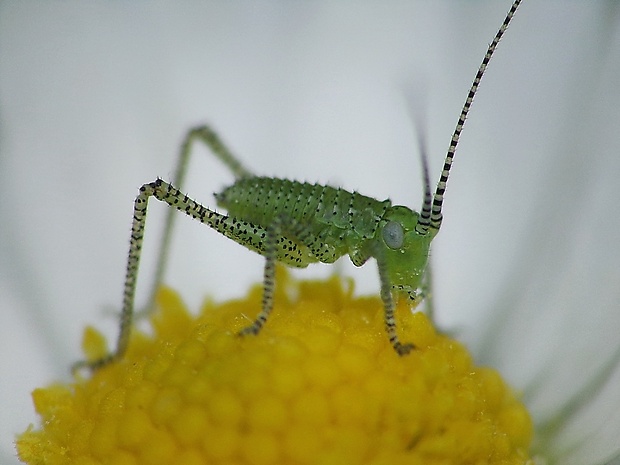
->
[17,272,533,464]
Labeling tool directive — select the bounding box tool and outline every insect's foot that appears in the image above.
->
[70,354,116,376]
[237,324,261,337]
[394,342,415,356]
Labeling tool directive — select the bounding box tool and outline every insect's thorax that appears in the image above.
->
[215,177,391,266]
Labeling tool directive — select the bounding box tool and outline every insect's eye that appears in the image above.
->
[382,221,404,249]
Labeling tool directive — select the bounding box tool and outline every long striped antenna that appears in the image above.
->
[430,0,522,230]
[413,114,433,236]
[415,137,433,236]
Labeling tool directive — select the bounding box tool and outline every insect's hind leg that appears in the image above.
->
[144,125,253,316]
[73,178,243,373]
[178,125,253,181]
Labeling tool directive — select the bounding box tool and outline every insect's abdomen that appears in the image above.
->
[215,177,390,262]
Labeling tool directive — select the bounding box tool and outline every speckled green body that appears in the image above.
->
[216,177,436,302]
[217,177,388,265]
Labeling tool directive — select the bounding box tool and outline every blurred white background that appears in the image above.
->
[1,2,619,464]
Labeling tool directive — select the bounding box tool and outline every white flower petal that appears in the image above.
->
[1,2,618,463]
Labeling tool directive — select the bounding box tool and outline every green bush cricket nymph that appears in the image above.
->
[75,0,522,372]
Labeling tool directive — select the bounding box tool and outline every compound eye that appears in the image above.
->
[382,221,404,249]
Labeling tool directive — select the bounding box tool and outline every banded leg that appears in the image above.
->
[236,214,340,336]
[144,125,253,315]
[237,217,282,336]
[376,254,415,356]
[73,178,270,372]
[421,264,435,324]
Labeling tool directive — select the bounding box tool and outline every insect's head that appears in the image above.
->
[378,205,437,303]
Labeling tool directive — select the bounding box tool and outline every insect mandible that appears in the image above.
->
[76,0,522,372]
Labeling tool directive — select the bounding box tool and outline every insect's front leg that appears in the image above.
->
[144,125,253,317]
[375,254,415,356]
[420,265,435,323]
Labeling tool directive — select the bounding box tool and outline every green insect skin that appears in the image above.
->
[378,205,437,302]
[218,178,434,272]
[217,176,437,307]
[73,0,522,373]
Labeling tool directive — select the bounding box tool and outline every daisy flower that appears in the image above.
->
[1,2,619,464]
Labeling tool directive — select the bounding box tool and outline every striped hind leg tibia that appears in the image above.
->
[144,125,253,316]
[73,178,272,372]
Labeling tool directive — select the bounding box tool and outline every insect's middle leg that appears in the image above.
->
[376,255,415,356]
[237,217,283,337]
[145,125,253,316]
[237,216,341,338]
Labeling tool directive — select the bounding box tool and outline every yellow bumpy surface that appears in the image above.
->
[17,273,533,465]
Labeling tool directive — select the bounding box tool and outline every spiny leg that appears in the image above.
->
[73,178,268,372]
[179,125,254,181]
[421,263,435,323]
[144,125,253,316]
[72,183,155,372]
[237,217,281,337]
[237,215,343,337]
[376,254,415,356]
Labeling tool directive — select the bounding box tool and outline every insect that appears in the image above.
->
[76,0,522,372]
